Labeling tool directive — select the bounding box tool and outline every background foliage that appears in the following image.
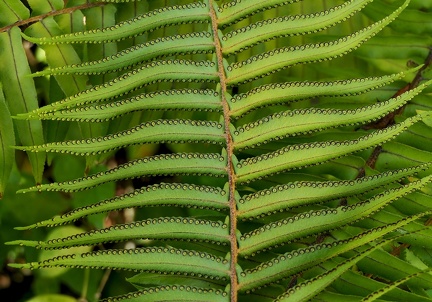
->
[0,0,431,301]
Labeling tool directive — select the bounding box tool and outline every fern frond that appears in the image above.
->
[5,0,432,301]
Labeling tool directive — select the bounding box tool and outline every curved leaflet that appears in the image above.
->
[17,183,229,230]
[217,0,303,27]
[9,246,230,281]
[16,89,222,122]
[21,2,210,44]
[19,152,227,193]
[8,218,229,249]
[18,119,225,155]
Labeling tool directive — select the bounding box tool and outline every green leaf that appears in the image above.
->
[233,80,432,150]
[32,32,215,76]
[0,86,15,197]
[26,89,222,122]
[0,27,45,183]
[27,0,64,15]
[0,0,29,27]
[217,0,303,27]
[228,67,419,118]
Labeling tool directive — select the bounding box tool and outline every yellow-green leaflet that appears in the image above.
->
[217,0,303,27]
[8,217,229,249]
[21,2,210,44]
[10,246,230,280]
[16,183,229,230]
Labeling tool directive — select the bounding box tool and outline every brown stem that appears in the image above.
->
[0,2,105,33]
[209,1,238,301]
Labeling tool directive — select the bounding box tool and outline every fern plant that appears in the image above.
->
[1,0,432,301]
